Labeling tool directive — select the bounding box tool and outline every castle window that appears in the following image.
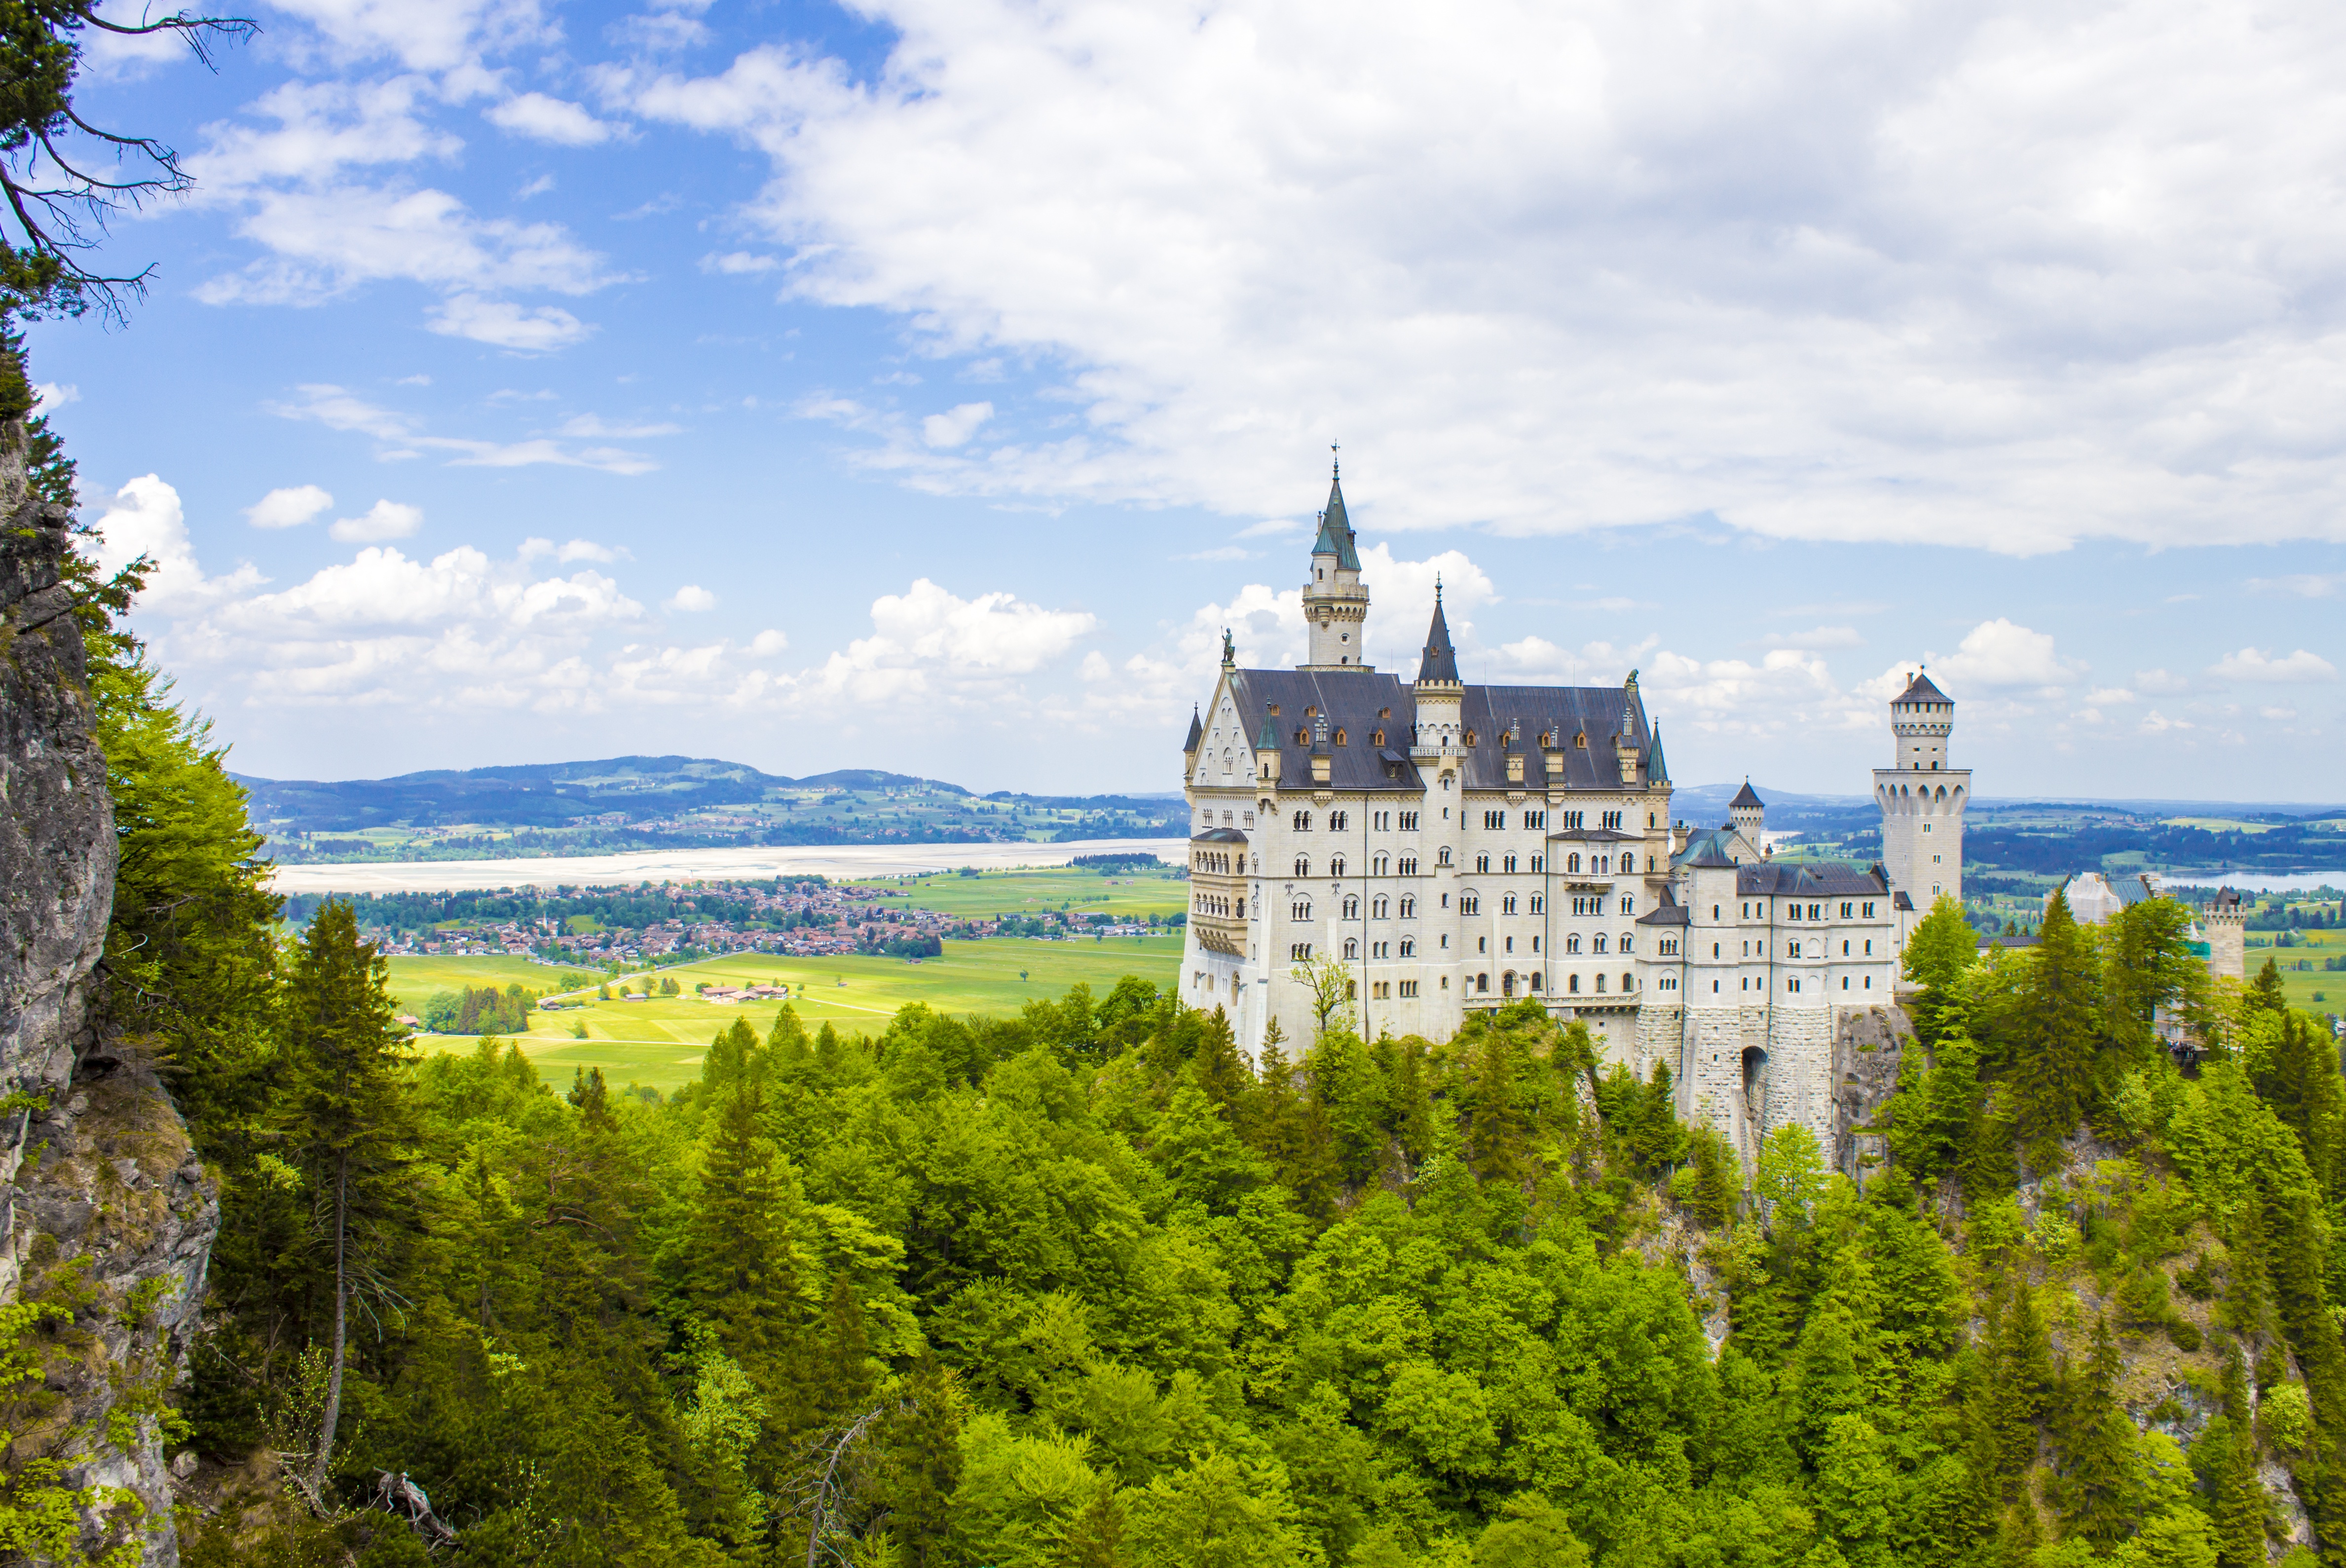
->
[1461,893,1481,915]
[1334,729,1346,746]
[1502,894,1518,914]
[1563,811,1584,830]
[1862,901,1875,918]
[1569,973,1580,993]
[1601,811,1622,830]
[1595,972,1606,992]
[1529,895,1543,914]
[1808,903,1822,921]
[1294,811,1312,831]
[1290,942,1312,961]
[1593,933,1608,954]
[1525,811,1546,829]
[1622,972,1634,992]
[1476,973,1490,992]
[1400,978,1418,996]
[1484,810,1505,829]
[1566,935,1581,953]
[1371,729,1384,746]
[1330,811,1347,831]
[1464,730,1478,747]
[1399,895,1415,918]
[1437,848,1452,866]
[1568,853,1582,873]
[1294,856,1310,876]
[1531,935,1540,952]
[1343,938,1358,960]
[1397,856,1418,875]
[1475,854,1490,873]
[1787,941,1799,958]
[1840,902,1853,918]
[1373,853,1389,876]
[1530,856,1542,873]
[1293,899,1313,920]
[1399,811,1419,831]
[1620,934,1633,953]
[1400,937,1415,957]
[1373,895,1389,918]
[1503,854,1518,873]
[1620,853,1635,873]
[1330,855,1347,876]
[1575,731,1587,748]
[1530,971,1543,991]
[1788,904,1802,921]
[1619,896,1634,915]
[1342,896,1358,919]
[1296,729,1308,745]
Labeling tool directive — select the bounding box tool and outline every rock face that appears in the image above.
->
[0,420,219,1564]
[1831,1003,1911,1185]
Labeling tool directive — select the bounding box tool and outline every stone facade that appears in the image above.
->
[2203,889,2249,983]
[1177,473,1963,1169]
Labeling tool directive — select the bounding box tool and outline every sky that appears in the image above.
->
[30,0,2346,800]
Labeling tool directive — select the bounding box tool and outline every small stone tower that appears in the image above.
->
[1300,462,1371,671]
[2203,888,2248,983]
[1729,780,1765,852]
[1410,582,1464,764]
[1874,671,1970,938]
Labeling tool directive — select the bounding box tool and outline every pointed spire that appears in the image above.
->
[1416,584,1459,685]
[1645,723,1670,784]
[1184,705,1203,753]
[1255,710,1281,751]
[1309,463,1362,570]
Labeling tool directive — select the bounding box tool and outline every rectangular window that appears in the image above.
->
[1399,811,1418,830]
[1484,810,1505,830]
[1400,979,1419,998]
[1525,811,1545,829]
[1840,902,1853,918]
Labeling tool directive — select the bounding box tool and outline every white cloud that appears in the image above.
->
[2248,573,2345,598]
[620,0,2346,553]
[2136,668,2191,695]
[246,484,335,529]
[921,402,994,449]
[2209,647,2340,683]
[2141,710,2195,734]
[667,584,717,611]
[267,0,552,74]
[561,413,683,438]
[429,294,595,351]
[2261,705,2299,720]
[486,93,620,146]
[91,476,265,611]
[805,578,1097,706]
[267,383,416,441]
[1919,619,2085,695]
[32,382,76,412]
[703,251,780,274]
[519,536,626,563]
[751,629,789,656]
[268,385,658,474]
[2085,686,2135,705]
[330,499,424,542]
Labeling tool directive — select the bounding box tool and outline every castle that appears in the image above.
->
[1178,468,1971,1163]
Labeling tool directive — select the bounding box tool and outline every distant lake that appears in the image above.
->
[267,836,1189,896]
[2162,871,2346,893]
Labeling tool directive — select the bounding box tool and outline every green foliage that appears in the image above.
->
[418,981,537,1034]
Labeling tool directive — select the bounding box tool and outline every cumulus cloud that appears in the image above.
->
[519,536,626,563]
[667,584,717,612]
[2209,647,2340,683]
[805,578,1097,706]
[246,484,335,529]
[267,0,553,74]
[921,402,994,449]
[1916,619,2085,696]
[32,382,76,412]
[751,629,789,656]
[428,294,595,351]
[330,499,424,543]
[485,93,620,146]
[91,476,265,611]
[615,0,2346,553]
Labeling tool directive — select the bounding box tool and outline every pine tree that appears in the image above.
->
[1058,1478,1128,1568]
[677,1079,801,1381]
[2248,957,2289,1019]
[1994,1275,2053,1481]
[873,1347,964,1568]
[277,899,420,1500]
[2011,888,2102,1156]
[2054,1313,2130,1548]
[1903,894,1980,1047]
[1191,1006,1252,1118]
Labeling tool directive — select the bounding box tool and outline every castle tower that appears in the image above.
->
[1300,463,1372,671]
[1410,582,1463,761]
[1728,780,1765,859]
[2203,889,2248,982]
[1874,671,1970,935]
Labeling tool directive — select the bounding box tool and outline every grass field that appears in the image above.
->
[398,935,1183,1093]
[2253,928,2346,1015]
[888,866,1189,919]
[387,954,584,1012]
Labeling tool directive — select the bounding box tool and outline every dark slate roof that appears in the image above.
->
[1417,595,1460,684]
[1184,707,1203,752]
[1191,827,1249,844]
[1646,724,1670,785]
[1549,827,1642,842]
[1892,891,1914,910]
[1638,903,1690,926]
[1736,862,1891,897]
[1729,780,1765,811]
[1682,838,1739,869]
[1309,475,1363,570]
[1896,672,1951,706]
[1224,667,1655,795]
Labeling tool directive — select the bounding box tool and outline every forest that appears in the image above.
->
[29,447,2346,1565]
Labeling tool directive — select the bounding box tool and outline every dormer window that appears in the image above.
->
[1371,729,1384,746]
[1334,728,1347,746]
[1574,731,1587,748]
[1464,729,1477,747]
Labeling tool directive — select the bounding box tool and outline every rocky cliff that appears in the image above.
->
[0,415,218,1564]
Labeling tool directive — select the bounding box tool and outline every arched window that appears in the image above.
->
[1342,896,1359,920]
[1597,855,1610,874]
[1475,854,1490,873]
[1595,972,1607,993]
[1593,933,1608,954]
[1292,899,1312,920]
[1530,971,1543,991]
[1567,853,1582,873]
[1334,728,1346,746]
[1501,894,1518,914]
[1342,937,1359,960]
[1502,971,1516,997]
[1400,937,1415,956]
[1621,972,1634,993]
[1399,895,1415,918]
[1293,810,1311,830]
[1372,895,1389,918]
[1619,934,1634,953]
[1330,855,1346,876]
[1476,972,1490,992]
[1568,973,1581,993]
[1373,853,1389,875]
[1503,854,1518,873]
[1437,847,1453,866]
[1461,893,1480,915]
[1620,852,1635,873]
[1222,749,1233,774]
[1565,934,1581,953]
[1294,855,1310,876]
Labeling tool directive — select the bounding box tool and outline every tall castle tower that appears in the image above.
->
[1301,462,1371,671]
[1874,671,1969,935]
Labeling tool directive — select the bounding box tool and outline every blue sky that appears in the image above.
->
[34,0,2346,800]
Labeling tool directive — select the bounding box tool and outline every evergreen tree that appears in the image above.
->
[277,899,420,1500]
[1903,894,1980,1047]
[2011,888,2102,1156]
[2054,1313,2130,1548]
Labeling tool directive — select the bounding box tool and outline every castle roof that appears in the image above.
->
[1223,666,1654,795]
[1416,589,1460,685]
[1646,724,1670,785]
[1729,780,1765,811]
[1737,862,1890,897]
[1184,706,1203,752]
[1678,831,1740,870]
[1895,671,1951,706]
[1309,473,1362,570]
[1190,827,1249,844]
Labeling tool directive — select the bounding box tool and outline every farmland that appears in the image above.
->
[394,933,1184,1093]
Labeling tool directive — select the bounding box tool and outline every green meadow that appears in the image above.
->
[392,934,1184,1093]
[884,865,1189,919]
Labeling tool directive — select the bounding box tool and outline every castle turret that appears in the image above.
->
[1300,462,1372,671]
[1184,705,1203,764]
[2203,888,2248,982]
[1729,780,1765,847]
[1874,670,1970,939]
[1255,711,1282,785]
[1410,582,1463,764]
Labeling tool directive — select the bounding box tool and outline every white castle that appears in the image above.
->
[1178,467,1971,1163]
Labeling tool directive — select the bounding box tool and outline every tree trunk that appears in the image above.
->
[309,1154,349,1500]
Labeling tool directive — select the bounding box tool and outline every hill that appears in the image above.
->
[239,754,1186,863]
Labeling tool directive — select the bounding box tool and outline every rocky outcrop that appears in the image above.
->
[0,418,219,1563]
[1831,1004,1910,1186]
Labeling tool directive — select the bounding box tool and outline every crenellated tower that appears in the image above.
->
[1874,671,1969,939]
[1300,460,1372,671]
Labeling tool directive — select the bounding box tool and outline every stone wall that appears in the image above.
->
[1830,1005,1911,1186]
[0,411,219,1566]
